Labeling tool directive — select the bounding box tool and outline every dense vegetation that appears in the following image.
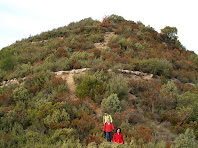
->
[0,15,198,147]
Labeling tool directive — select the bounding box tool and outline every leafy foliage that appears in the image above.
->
[0,14,197,147]
[105,74,130,100]
[101,93,122,114]
[75,76,104,102]
[172,128,196,148]
[137,58,172,78]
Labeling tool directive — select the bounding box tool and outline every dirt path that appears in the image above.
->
[66,72,76,100]
[92,32,115,117]
[55,71,77,100]
[94,32,115,50]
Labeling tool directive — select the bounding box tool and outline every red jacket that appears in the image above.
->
[103,122,114,132]
[113,133,124,144]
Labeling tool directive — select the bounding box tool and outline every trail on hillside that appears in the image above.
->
[55,71,77,101]
[66,72,76,100]
[93,32,115,117]
[94,32,115,50]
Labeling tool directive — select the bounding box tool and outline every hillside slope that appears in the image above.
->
[0,15,198,147]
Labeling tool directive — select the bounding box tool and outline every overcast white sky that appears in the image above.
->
[0,0,198,54]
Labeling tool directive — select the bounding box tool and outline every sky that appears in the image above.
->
[0,0,198,54]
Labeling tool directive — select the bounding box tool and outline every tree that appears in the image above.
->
[161,26,178,40]
[101,94,122,114]
[0,47,17,71]
[172,128,196,148]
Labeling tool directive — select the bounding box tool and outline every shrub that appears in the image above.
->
[71,113,95,136]
[172,128,196,148]
[24,71,53,90]
[23,130,46,146]
[137,58,172,78]
[108,14,125,24]
[44,77,69,94]
[13,87,30,102]
[88,34,104,43]
[128,79,151,96]
[101,94,121,114]
[0,91,13,106]
[109,35,133,50]
[75,76,104,102]
[178,91,198,121]
[44,109,70,127]
[0,47,17,71]
[50,128,77,144]
[105,74,130,100]
[88,48,101,58]
[8,63,33,79]
[134,126,152,145]
[128,111,145,125]
[61,138,82,148]
[159,80,179,110]
[0,122,24,147]
[87,142,97,148]
[0,109,17,129]
[85,135,102,146]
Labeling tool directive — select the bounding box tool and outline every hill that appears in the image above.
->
[0,15,198,147]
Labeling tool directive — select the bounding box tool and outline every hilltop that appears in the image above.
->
[0,15,198,147]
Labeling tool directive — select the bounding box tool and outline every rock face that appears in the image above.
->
[0,78,20,87]
[118,69,153,80]
[54,71,70,75]
[54,68,90,76]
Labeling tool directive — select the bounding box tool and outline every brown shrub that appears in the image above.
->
[128,111,145,125]
[84,135,102,146]
[135,126,152,144]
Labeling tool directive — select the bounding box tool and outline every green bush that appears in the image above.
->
[61,138,82,148]
[23,130,46,146]
[75,76,104,102]
[0,110,17,129]
[105,74,130,100]
[0,123,24,148]
[24,71,53,90]
[178,91,198,121]
[13,87,30,102]
[172,128,196,148]
[88,34,104,43]
[108,14,125,24]
[44,109,70,127]
[159,80,179,110]
[137,58,172,78]
[101,93,121,114]
[110,35,133,50]
[0,47,17,71]
[8,63,33,79]
[50,128,76,144]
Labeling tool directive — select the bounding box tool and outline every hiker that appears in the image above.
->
[103,111,113,124]
[113,128,124,144]
[103,111,113,138]
[103,118,114,142]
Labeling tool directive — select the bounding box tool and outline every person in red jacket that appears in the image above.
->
[103,118,114,142]
[113,128,124,144]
